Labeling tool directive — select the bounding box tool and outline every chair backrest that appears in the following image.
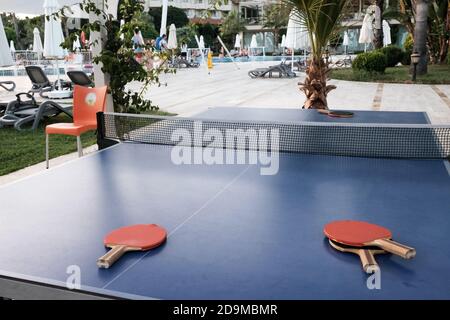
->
[25,66,51,87]
[73,85,108,126]
[67,71,94,87]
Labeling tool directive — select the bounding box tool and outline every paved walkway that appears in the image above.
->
[131,61,450,123]
[1,61,450,185]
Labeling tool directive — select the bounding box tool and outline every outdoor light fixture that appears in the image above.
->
[411,51,421,82]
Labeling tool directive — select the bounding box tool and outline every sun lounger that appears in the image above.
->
[0,67,75,129]
[248,64,285,78]
[14,100,72,131]
[0,92,72,131]
[286,59,307,72]
[25,66,72,98]
[67,71,94,87]
[248,61,297,79]
[0,81,16,92]
[169,58,200,68]
[0,93,39,128]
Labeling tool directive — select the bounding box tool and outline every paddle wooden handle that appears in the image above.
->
[97,245,127,269]
[372,239,416,259]
[357,250,379,274]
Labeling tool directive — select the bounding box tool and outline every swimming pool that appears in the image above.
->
[211,55,305,63]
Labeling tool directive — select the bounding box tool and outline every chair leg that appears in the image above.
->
[77,136,83,157]
[46,134,49,169]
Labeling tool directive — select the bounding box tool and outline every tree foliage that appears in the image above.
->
[427,0,449,64]
[197,23,219,49]
[384,0,449,64]
[134,12,159,39]
[1,14,44,50]
[148,5,189,33]
[219,10,246,48]
[283,0,350,109]
[55,0,172,113]
[263,3,290,45]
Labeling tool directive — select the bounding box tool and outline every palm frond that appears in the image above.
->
[283,0,350,60]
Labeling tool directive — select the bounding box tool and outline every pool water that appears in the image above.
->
[211,55,305,63]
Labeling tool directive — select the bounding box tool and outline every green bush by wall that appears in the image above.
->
[378,46,404,67]
[352,51,388,73]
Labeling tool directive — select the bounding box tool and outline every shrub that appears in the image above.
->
[401,50,412,65]
[401,34,413,65]
[378,45,403,67]
[404,34,413,52]
[352,51,388,73]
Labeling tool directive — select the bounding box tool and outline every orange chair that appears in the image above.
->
[45,85,108,169]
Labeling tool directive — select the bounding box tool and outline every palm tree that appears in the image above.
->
[386,0,449,64]
[284,0,349,110]
[263,3,290,47]
[219,10,246,49]
[384,0,415,36]
[412,0,430,75]
[428,0,449,64]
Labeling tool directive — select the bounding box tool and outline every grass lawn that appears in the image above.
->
[0,109,175,176]
[331,64,450,84]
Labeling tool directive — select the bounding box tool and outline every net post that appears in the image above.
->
[96,112,118,150]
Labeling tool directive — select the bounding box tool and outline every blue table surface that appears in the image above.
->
[198,107,431,124]
[1,109,449,299]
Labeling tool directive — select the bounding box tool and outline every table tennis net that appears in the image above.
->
[100,112,450,159]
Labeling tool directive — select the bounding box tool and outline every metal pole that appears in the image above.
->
[160,0,168,36]
[194,35,208,74]
[217,36,240,70]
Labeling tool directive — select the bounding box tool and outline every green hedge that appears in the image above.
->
[378,46,403,67]
[352,51,388,73]
[401,50,412,65]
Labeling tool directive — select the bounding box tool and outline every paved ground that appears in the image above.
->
[132,61,450,123]
[1,61,450,185]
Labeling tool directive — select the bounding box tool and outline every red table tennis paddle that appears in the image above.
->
[328,239,386,274]
[97,224,167,269]
[317,109,354,118]
[324,220,416,259]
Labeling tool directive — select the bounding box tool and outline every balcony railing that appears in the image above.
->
[147,0,232,10]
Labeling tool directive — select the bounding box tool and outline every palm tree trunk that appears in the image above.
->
[411,0,430,75]
[373,0,385,49]
[300,58,336,109]
[11,13,20,49]
[273,29,279,50]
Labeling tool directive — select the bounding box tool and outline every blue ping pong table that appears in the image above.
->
[0,107,450,299]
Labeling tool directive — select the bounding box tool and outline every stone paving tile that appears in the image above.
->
[1,62,450,184]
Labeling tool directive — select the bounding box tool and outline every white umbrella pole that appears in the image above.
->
[291,49,294,72]
[160,0,168,36]
[194,35,208,74]
[194,35,205,64]
[217,36,240,70]
[303,49,306,67]
[292,31,295,72]
[55,59,61,90]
